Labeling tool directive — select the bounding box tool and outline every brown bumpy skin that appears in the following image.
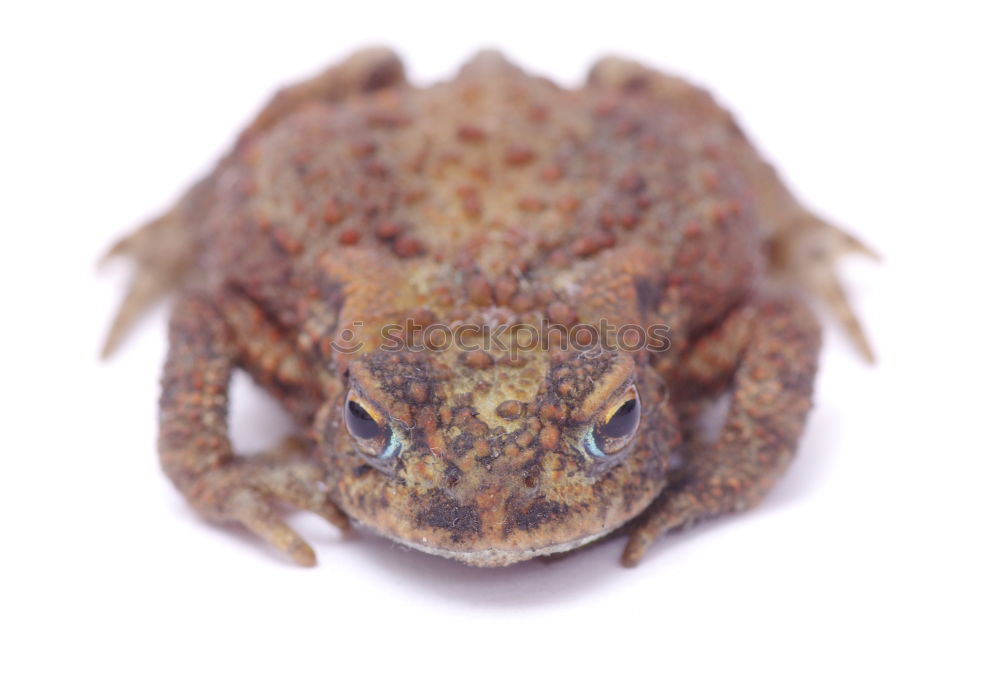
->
[622,297,820,565]
[105,49,870,567]
[160,294,348,566]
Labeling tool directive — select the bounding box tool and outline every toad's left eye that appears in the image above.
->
[585,386,641,457]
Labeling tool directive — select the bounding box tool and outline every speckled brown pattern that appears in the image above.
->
[105,48,871,567]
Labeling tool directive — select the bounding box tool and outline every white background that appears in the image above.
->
[3,1,998,678]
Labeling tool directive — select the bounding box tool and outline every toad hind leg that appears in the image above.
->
[752,161,880,362]
[622,297,821,567]
[589,56,877,361]
[160,294,347,566]
[98,178,208,358]
[101,47,405,359]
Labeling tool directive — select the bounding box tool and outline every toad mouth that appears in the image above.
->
[365,522,615,567]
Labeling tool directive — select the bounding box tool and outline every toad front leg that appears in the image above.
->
[159,293,348,566]
[623,297,821,566]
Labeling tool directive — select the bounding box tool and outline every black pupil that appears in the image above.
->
[346,400,382,439]
[600,398,639,439]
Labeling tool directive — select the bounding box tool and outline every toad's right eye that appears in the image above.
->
[343,391,400,460]
[345,399,382,439]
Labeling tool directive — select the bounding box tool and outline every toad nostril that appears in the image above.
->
[522,473,539,488]
[444,462,462,488]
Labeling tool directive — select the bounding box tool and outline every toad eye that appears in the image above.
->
[345,399,382,439]
[585,386,641,457]
[343,392,401,459]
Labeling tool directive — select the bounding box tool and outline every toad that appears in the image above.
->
[103,49,873,567]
